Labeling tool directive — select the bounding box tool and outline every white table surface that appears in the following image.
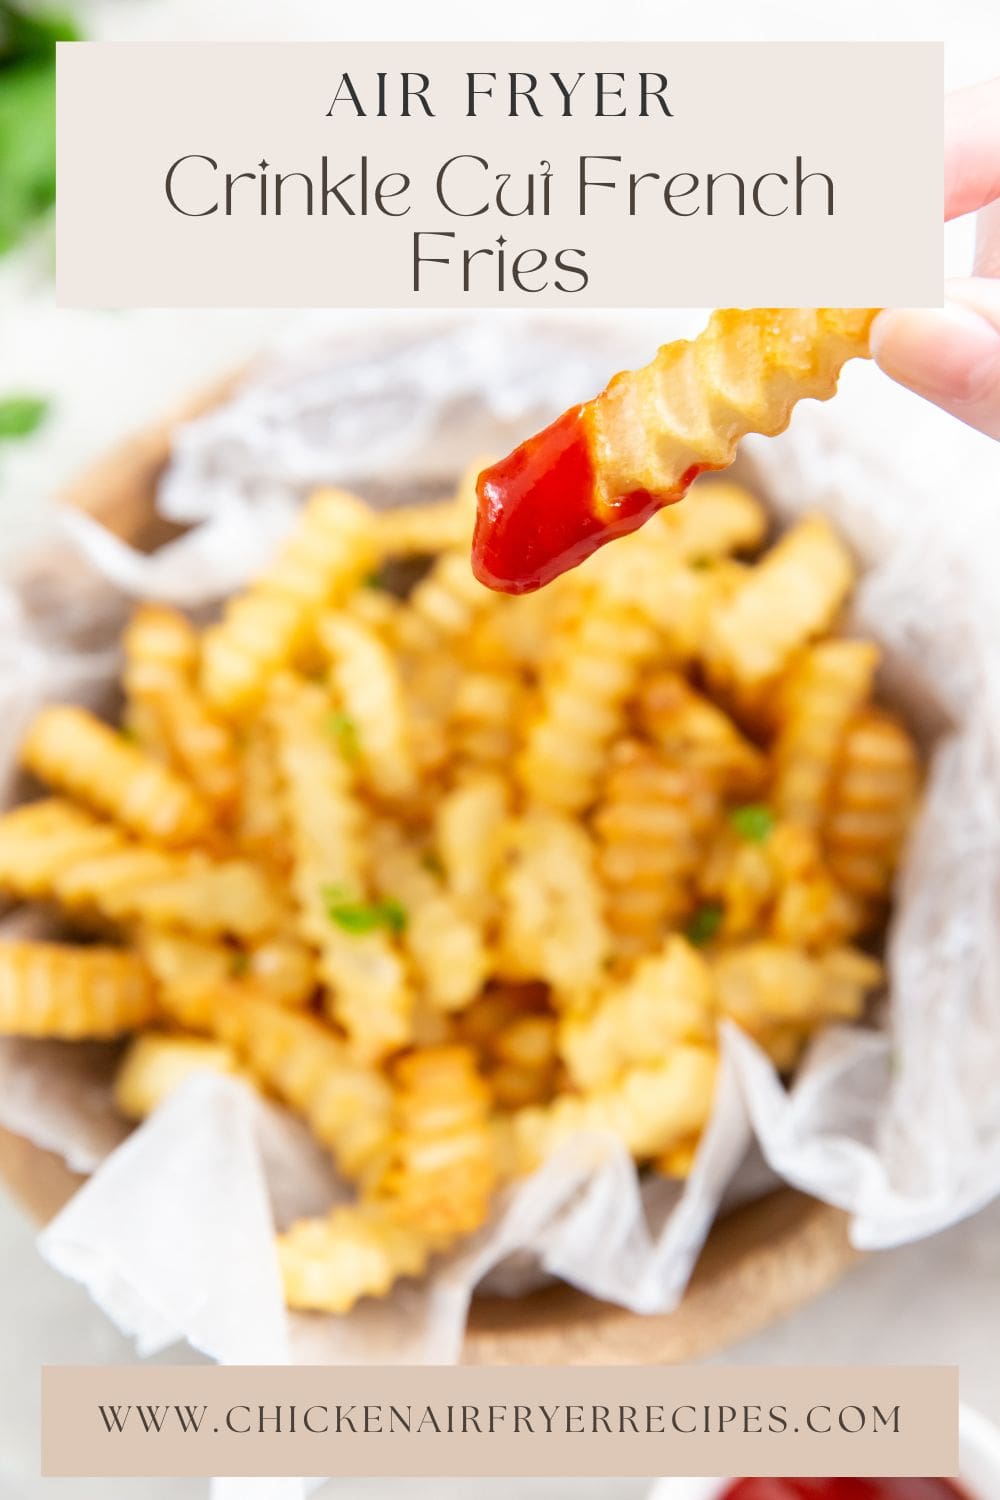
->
[2,3,999,1496]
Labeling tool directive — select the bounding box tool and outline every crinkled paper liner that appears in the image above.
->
[1,316,999,1499]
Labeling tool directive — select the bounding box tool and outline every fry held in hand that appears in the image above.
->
[473,308,876,593]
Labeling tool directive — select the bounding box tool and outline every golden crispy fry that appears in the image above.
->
[153,961,393,1183]
[201,489,377,715]
[233,722,292,872]
[245,938,317,1007]
[590,308,875,506]
[369,821,488,1013]
[278,1202,433,1314]
[712,942,882,1030]
[637,671,767,797]
[375,1045,497,1237]
[114,1032,242,1119]
[124,605,240,813]
[20,706,211,847]
[268,674,412,1060]
[394,550,494,654]
[594,741,718,956]
[0,941,157,1038]
[433,771,509,925]
[498,809,610,997]
[824,707,921,898]
[560,937,715,1091]
[518,600,659,812]
[319,612,418,802]
[0,801,285,940]
[772,640,880,828]
[656,480,768,560]
[0,799,121,898]
[508,1043,718,1171]
[704,516,855,696]
[449,669,521,769]
[373,496,475,557]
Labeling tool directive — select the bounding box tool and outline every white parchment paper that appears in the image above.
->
[1,318,999,1488]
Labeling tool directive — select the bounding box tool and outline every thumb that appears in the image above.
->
[870,280,1000,441]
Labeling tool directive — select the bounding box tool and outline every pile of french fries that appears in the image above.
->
[0,472,920,1313]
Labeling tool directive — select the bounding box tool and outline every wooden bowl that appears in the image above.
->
[0,376,862,1363]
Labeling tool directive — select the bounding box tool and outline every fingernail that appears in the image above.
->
[870,303,1000,404]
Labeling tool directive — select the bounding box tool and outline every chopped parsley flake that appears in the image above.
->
[322,884,407,936]
[685,903,723,947]
[728,804,775,843]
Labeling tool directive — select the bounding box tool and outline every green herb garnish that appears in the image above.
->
[728,803,776,843]
[0,393,49,439]
[363,569,387,590]
[685,903,723,948]
[322,884,407,936]
[420,849,444,878]
[325,710,360,762]
[230,951,251,978]
[689,555,714,572]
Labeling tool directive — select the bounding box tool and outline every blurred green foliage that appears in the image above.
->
[0,3,81,255]
[0,393,49,437]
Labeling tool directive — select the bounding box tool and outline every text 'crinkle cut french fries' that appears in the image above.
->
[0,941,157,1038]
[201,488,378,715]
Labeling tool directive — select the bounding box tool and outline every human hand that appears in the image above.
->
[870,77,1000,440]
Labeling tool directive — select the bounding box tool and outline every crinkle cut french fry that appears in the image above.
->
[655,480,768,560]
[824,707,921,898]
[319,612,418,802]
[0,941,157,1038]
[124,605,240,813]
[590,308,876,507]
[0,799,121,898]
[594,740,718,957]
[499,809,610,997]
[152,960,393,1184]
[233,722,292,871]
[559,936,715,1091]
[508,1042,719,1172]
[369,821,488,1013]
[711,942,882,1030]
[114,1031,242,1120]
[373,496,475,558]
[771,639,880,829]
[636,670,767,797]
[20,705,211,846]
[518,599,659,812]
[393,550,494,654]
[278,1202,433,1314]
[201,489,378,716]
[268,673,412,1061]
[704,516,855,695]
[375,1045,497,1237]
[434,771,509,926]
[0,799,286,940]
